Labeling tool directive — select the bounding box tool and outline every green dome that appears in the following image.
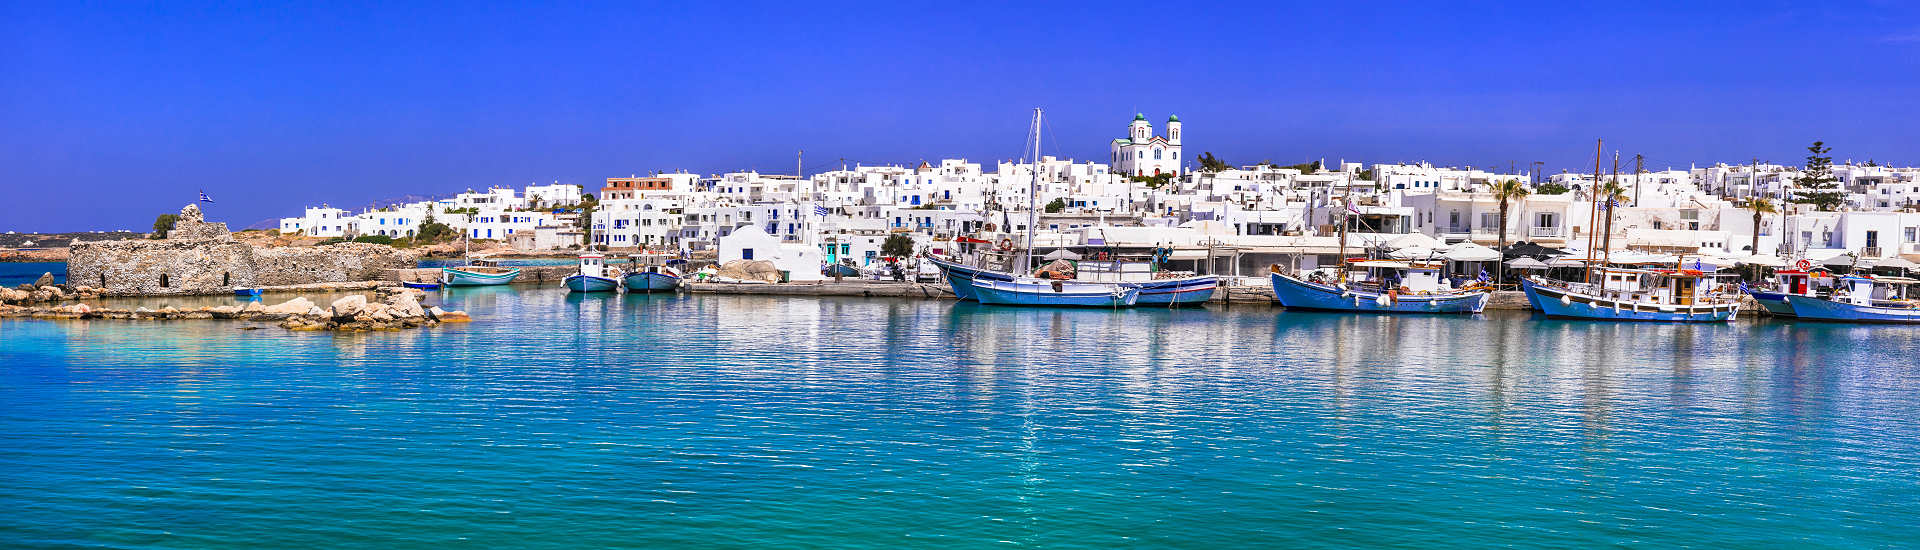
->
[1168,114,1179,122]
[1133,113,1146,121]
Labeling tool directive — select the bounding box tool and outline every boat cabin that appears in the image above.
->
[1347,260,1449,292]
[1772,269,1831,296]
[1832,275,1918,306]
[1580,268,1732,306]
[577,253,612,278]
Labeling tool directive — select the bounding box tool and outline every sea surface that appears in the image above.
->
[0,262,64,287]
[3,287,1917,548]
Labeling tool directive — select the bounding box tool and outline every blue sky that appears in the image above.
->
[3,1,1916,232]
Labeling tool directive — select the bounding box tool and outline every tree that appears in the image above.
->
[1597,180,1630,255]
[1746,198,1777,254]
[1534,182,1571,195]
[1044,197,1067,213]
[1491,179,1530,282]
[880,234,915,258]
[416,211,456,243]
[1283,160,1321,174]
[1197,152,1231,173]
[576,193,599,248]
[150,213,179,239]
[1791,140,1844,211]
[1129,173,1176,190]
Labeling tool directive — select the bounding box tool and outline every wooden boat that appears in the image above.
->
[402,281,443,290]
[1520,268,1741,322]
[232,287,263,297]
[926,254,1010,301]
[972,278,1139,308]
[1781,275,1920,323]
[824,262,862,278]
[1123,276,1219,306]
[623,254,682,293]
[564,253,621,293]
[442,261,521,286]
[1268,261,1489,314]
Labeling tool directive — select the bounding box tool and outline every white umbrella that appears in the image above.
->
[1385,233,1441,249]
[1735,254,1788,267]
[1041,248,1082,260]
[1388,246,1437,260]
[1444,242,1501,262]
[1875,256,1919,271]
[1506,257,1549,269]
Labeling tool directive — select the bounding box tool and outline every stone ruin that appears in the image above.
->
[67,204,412,296]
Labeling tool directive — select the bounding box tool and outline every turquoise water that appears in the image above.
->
[3,287,1917,548]
[0,262,64,286]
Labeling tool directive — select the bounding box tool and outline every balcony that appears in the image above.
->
[1528,226,1564,238]
[1864,246,1883,258]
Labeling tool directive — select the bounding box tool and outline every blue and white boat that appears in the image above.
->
[442,261,521,286]
[925,254,1011,301]
[623,253,682,293]
[1744,267,1828,317]
[972,278,1139,308]
[232,287,263,297]
[1520,268,1741,322]
[402,281,444,290]
[1268,261,1489,314]
[564,253,621,293]
[1124,276,1219,306]
[1781,275,1920,323]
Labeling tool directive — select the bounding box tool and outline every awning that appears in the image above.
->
[1876,256,1919,271]
[1506,257,1550,269]
[1168,250,1212,261]
[1041,248,1082,260]
[1444,243,1501,262]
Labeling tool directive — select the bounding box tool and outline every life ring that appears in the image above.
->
[1794,259,1813,271]
[998,238,1013,250]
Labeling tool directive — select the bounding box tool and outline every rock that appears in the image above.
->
[69,303,92,315]
[386,293,426,318]
[306,306,327,317]
[330,295,368,318]
[42,286,65,300]
[261,297,316,315]
[242,301,265,313]
[439,310,472,323]
[34,273,54,287]
[135,306,152,313]
[0,288,24,303]
[30,289,52,302]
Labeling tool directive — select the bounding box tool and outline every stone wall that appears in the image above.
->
[254,243,411,287]
[68,239,259,295]
[67,204,414,296]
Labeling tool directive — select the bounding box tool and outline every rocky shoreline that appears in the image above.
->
[1,274,471,332]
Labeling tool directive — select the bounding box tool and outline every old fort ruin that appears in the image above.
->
[68,204,411,295]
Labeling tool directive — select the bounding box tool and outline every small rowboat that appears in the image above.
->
[565,253,621,293]
[232,287,263,297]
[402,281,444,290]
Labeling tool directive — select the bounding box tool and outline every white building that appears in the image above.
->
[1111,113,1181,178]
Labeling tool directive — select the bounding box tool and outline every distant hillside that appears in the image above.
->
[0,231,146,248]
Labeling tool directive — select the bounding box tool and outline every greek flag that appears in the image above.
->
[814,205,830,217]
[1478,269,1490,283]
[198,190,214,203]
[1738,281,1751,293]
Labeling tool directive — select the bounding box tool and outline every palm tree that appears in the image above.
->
[1491,179,1530,283]
[1597,180,1630,256]
[1747,198,1777,256]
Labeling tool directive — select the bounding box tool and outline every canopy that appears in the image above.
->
[1734,254,1788,267]
[1388,247,1439,260]
[1503,242,1567,258]
[1041,248,1082,260]
[1444,242,1501,262]
[1384,233,1442,249]
[1821,253,1874,268]
[1876,256,1920,271]
[1506,257,1550,269]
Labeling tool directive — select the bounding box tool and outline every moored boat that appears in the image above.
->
[972,278,1139,308]
[563,253,621,293]
[402,281,444,290]
[623,253,682,293]
[925,254,1011,301]
[1744,267,1829,317]
[442,261,522,286]
[1521,269,1741,322]
[1781,275,1920,323]
[232,287,263,297]
[1268,262,1489,314]
[1123,276,1219,306]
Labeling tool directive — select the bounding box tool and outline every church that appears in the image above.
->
[1110,113,1182,177]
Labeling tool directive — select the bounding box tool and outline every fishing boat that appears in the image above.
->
[623,253,682,293]
[402,281,444,290]
[1781,274,1920,323]
[1520,268,1741,322]
[1268,261,1490,313]
[563,253,621,293]
[971,278,1140,308]
[232,287,263,297]
[824,261,862,279]
[1744,265,1829,317]
[925,254,1011,301]
[1123,276,1219,306]
[442,261,522,286]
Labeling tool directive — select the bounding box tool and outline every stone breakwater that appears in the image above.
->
[1,282,471,332]
[67,204,411,296]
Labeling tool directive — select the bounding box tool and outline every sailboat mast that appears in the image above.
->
[1338,171,1350,282]
[1020,108,1042,274]
[1585,138,1602,284]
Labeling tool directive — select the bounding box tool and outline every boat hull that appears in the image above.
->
[402,281,443,290]
[972,280,1139,308]
[1269,273,1488,313]
[1782,295,1920,323]
[825,264,862,278]
[442,267,522,286]
[1125,276,1218,306]
[622,272,681,293]
[564,274,621,293]
[232,288,262,297]
[926,255,1011,301]
[1747,290,1797,317]
[1521,278,1739,322]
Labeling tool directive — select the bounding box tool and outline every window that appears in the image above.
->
[1906,227,1917,243]
[1866,231,1879,249]
[742,248,754,260]
[1154,148,1163,160]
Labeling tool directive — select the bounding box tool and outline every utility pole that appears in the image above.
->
[1750,157,1761,201]
[1633,154,1644,206]
[1605,151,1619,268]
